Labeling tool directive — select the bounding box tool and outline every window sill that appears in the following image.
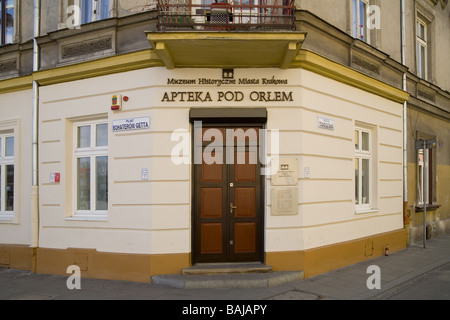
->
[65,215,108,222]
[355,208,379,215]
[415,204,441,212]
[0,214,14,222]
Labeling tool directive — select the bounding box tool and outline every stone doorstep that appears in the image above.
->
[181,262,273,275]
[152,263,304,289]
[152,272,304,289]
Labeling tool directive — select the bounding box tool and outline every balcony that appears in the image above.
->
[148,0,304,69]
[157,0,296,31]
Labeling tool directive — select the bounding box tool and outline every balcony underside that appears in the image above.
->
[146,31,306,69]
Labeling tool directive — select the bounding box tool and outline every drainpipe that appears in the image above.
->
[31,0,41,270]
[401,0,409,233]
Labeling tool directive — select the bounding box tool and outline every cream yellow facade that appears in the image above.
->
[26,52,406,280]
[0,62,409,282]
[266,68,405,252]
[2,1,448,283]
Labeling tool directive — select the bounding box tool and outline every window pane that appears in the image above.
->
[5,137,14,156]
[96,123,108,147]
[362,131,369,151]
[419,23,425,40]
[77,157,91,210]
[96,156,108,211]
[359,0,367,41]
[81,0,93,24]
[5,0,14,44]
[417,149,424,204]
[5,165,13,211]
[355,159,359,204]
[355,130,359,150]
[352,0,358,38]
[0,138,2,157]
[417,43,422,77]
[0,166,2,210]
[420,45,426,77]
[77,126,91,148]
[0,2,3,44]
[99,0,110,20]
[362,159,370,204]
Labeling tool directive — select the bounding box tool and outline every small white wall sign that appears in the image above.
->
[112,117,150,133]
[318,117,335,131]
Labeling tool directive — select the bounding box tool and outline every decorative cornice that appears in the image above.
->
[0,75,33,94]
[292,50,410,104]
[33,50,162,86]
[0,47,415,105]
[0,50,162,93]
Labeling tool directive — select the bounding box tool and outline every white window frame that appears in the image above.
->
[417,149,426,205]
[0,133,15,220]
[416,143,435,207]
[71,119,108,220]
[352,0,370,43]
[355,127,373,212]
[416,18,428,80]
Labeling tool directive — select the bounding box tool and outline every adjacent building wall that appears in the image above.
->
[406,106,450,243]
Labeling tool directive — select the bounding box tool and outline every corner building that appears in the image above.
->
[1,0,448,283]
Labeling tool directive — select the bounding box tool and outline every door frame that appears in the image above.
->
[190,121,266,265]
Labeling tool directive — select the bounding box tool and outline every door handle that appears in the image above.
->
[230,203,237,214]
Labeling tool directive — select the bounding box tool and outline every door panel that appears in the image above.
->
[234,188,256,217]
[201,223,223,254]
[234,223,256,253]
[201,188,223,218]
[235,151,257,182]
[202,157,223,182]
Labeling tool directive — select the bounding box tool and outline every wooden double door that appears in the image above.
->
[193,125,263,263]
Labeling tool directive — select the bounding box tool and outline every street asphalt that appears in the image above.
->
[1,233,449,303]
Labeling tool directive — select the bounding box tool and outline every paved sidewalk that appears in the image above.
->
[0,234,449,301]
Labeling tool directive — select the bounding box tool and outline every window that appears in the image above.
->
[416,18,428,79]
[352,0,369,43]
[80,0,110,24]
[74,121,108,218]
[416,142,436,207]
[0,0,14,45]
[417,149,426,205]
[0,133,14,217]
[355,127,372,211]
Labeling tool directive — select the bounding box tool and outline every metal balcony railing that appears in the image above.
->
[157,0,296,31]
